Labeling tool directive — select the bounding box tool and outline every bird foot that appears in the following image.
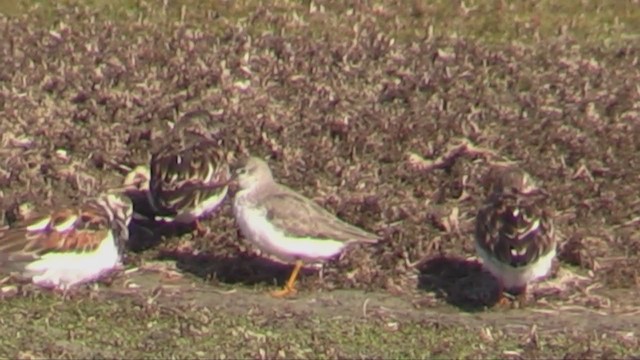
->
[494,288,529,309]
[495,293,512,308]
[270,285,298,298]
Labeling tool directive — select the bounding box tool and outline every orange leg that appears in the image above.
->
[497,293,511,307]
[515,285,528,307]
[194,220,208,236]
[495,282,511,307]
[270,260,303,298]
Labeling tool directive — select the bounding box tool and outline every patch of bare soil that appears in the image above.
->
[96,270,640,336]
[0,2,639,330]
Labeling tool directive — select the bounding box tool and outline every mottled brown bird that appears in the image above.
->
[475,163,556,304]
[0,193,132,290]
[146,110,231,234]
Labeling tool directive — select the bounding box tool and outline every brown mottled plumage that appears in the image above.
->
[0,193,132,290]
[475,163,556,301]
[147,110,231,232]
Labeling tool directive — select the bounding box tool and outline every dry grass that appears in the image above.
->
[0,0,639,357]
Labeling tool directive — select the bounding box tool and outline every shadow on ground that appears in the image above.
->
[121,184,205,253]
[123,191,319,289]
[126,217,207,253]
[156,249,317,288]
[417,254,502,311]
[124,185,210,253]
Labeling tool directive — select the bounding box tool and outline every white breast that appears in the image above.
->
[152,186,229,224]
[23,232,122,291]
[475,242,556,290]
[233,192,346,263]
[175,186,229,223]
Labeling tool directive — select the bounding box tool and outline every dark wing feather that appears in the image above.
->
[475,194,555,268]
[261,186,379,243]
[149,132,229,216]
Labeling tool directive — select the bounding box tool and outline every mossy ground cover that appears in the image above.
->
[0,0,639,358]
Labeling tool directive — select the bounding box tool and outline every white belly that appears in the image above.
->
[176,186,229,223]
[22,233,122,291]
[233,193,346,263]
[152,187,228,224]
[475,242,556,290]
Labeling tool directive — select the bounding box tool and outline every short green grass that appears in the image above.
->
[0,288,634,359]
[0,290,479,358]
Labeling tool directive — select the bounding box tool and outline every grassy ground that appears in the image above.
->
[1,0,639,358]
[1,272,638,359]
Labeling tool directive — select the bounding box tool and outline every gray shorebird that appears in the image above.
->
[146,110,231,234]
[0,192,132,291]
[474,163,556,304]
[233,156,380,298]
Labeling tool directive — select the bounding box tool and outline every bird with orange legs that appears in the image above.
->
[232,156,379,298]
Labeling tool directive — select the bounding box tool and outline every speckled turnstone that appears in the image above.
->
[475,163,556,304]
[147,110,231,234]
[0,192,132,291]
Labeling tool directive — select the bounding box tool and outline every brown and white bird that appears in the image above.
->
[146,110,231,234]
[233,156,380,298]
[474,163,556,303]
[0,192,132,291]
